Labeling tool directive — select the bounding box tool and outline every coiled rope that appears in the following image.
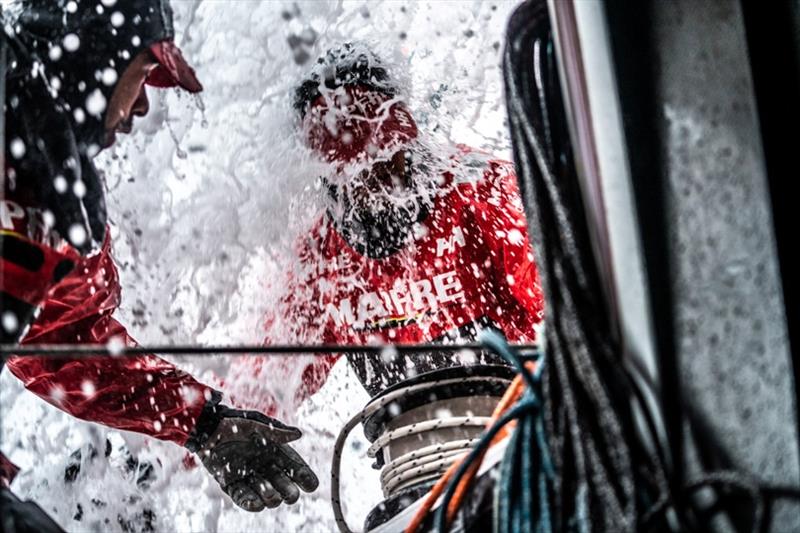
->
[370,417,491,496]
[330,375,514,533]
[403,330,554,533]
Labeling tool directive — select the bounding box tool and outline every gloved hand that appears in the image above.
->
[187,402,319,512]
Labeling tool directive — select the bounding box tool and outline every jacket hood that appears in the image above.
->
[4,0,178,253]
[15,0,177,150]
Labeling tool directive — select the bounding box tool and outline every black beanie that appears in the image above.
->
[294,42,399,119]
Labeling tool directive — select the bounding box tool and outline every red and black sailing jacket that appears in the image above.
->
[2,175,212,447]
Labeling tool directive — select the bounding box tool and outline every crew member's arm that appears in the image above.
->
[260,271,340,415]
[5,236,214,446]
[244,226,343,420]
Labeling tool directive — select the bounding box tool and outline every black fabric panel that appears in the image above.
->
[0,235,45,272]
[0,291,36,344]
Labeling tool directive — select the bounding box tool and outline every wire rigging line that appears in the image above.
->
[0,342,540,358]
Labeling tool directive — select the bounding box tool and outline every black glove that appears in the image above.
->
[186,400,319,512]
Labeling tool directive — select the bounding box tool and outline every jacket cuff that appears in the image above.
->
[184,389,224,452]
[0,452,20,488]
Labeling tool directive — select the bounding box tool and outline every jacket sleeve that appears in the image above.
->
[474,161,545,338]
[283,260,341,408]
[5,236,215,447]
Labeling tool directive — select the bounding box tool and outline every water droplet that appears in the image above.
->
[81,380,96,397]
[193,93,206,113]
[50,385,66,403]
[63,33,80,52]
[86,89,107,117]
[107,336,125,356]
[68,224,87,246]
[2,312,19,333]
[381,346,398,363]
[10,138,25,159]
[102,67,118,86]
[164,114,188,159]
[73,180,87,198]
[110,12,125,27]
[49,45,63,61]
[54,175,68,193]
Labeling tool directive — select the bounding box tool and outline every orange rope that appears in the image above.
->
[404,362,536,533]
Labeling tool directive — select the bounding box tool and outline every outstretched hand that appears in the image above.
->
[193,405,319,512]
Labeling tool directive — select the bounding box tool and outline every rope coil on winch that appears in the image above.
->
[369,417,491,496]
[330,375,514,533]
[380,442,476,495]
[403,330,554,533]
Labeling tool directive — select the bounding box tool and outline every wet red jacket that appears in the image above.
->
[237,150,544,416]
[2,185,212,447]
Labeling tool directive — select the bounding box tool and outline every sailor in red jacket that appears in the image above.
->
[2,1,316,520]
[246,43,544,415]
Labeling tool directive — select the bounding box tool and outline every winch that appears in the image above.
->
[331,364,515,532]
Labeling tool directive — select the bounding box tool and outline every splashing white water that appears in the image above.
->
[1,1,516,531]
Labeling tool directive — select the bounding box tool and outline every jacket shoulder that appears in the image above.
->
[448,146,518,198]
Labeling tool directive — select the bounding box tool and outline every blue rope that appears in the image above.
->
[434,398,536,532]
[432,330,558,533]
